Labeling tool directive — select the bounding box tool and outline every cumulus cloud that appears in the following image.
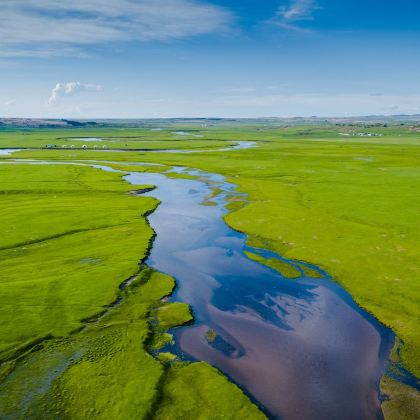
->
[49,82,102,104]
[272,0,319,32]
[0,0,232,57]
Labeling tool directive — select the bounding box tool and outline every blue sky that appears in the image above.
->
[1,0,419,118]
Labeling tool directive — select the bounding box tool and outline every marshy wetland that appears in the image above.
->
[0,123,419,419]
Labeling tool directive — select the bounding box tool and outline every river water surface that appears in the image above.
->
[125,168,395,420]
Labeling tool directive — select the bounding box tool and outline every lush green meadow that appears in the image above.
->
[0,123,419,418]
[0,159,263,418]
[0,163,159,359]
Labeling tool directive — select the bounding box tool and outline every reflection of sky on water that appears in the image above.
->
[126,167,395,420]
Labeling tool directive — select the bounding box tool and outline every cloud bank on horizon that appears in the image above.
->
[0,0,419,118]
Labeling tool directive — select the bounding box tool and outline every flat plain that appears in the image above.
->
[0,122,419,418]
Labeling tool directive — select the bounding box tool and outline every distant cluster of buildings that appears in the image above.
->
[339,132,384,138]
[352,132,384,137]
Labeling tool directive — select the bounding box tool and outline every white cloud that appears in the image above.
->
[272,0,319,32]
[0,0,233,57]
[49,82,102,105]
[4,99,16,106]
[278,0,318,21]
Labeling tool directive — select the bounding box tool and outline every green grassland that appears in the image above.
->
[0,268,263,419]
[2,126,419,376]
[0,123,419,417]
[0,160,263,418]
[0,163,159,360]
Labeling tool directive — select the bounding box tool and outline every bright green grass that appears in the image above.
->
[0,161,264,418]
[155,362,264,420]
[0,163,158,361]
[0,270,171,418]
[244,250,301,278]
[0,269,262,419]
[155,302,193,331]
[4,128,419,379]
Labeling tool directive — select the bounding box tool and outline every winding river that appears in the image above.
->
[126,167,394,420]
[1,143,417,419]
